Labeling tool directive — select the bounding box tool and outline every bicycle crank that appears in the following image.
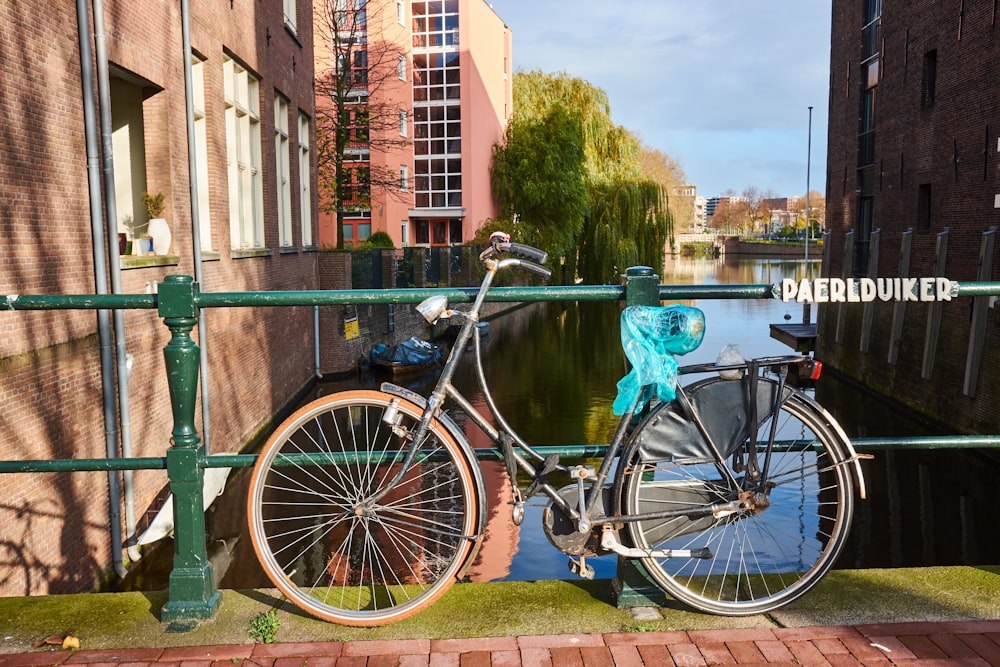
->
[599,525,712,560]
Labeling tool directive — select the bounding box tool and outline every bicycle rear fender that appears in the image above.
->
[379,382,490,553]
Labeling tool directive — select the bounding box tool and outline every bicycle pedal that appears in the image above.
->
[568,557,595,580]
[510,500,525,526]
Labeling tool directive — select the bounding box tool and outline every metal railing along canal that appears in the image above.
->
[3,269,1000,628]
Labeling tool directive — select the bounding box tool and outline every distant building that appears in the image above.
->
[705,195,746,231]
[821,0,1000,432]
[765,197,801,233]
[317,0,512,248]
[671,184,705,231]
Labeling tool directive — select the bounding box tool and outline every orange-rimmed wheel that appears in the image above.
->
[247,390,478,626]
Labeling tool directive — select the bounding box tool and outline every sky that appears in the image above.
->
[489,1,831,199]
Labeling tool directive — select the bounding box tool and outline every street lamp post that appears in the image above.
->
[803,106,813,324]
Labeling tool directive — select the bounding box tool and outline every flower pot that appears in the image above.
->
[147,218,171,256]
[135,237,153,255]
[118,232,127,255]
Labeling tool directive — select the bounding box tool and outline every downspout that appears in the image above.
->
[91,0,141,564]
[180,0,212,454]
[315,306,322,379]
[75,0,127,578]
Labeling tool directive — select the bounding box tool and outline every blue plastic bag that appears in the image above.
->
[612,305,706,415]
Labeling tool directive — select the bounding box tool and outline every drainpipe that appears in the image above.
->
[91,0,142,564]
[315,306,322,379]
[76,0,127,578]
[180,0,213,454]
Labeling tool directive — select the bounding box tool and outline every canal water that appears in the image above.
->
[120,255,1000,591]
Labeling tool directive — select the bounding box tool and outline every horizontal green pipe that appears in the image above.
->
[5,280,1000,311]
[0,294,156,311]
[195,285,625,308]
[0,457,165,473]
[3,438,999,474]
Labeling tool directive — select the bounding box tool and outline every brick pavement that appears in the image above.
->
[2,620,999,666]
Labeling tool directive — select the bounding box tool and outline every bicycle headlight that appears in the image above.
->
[416,295,449,323]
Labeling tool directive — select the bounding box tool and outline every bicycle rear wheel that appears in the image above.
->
[620,384,855,616]
[247,390,479,626]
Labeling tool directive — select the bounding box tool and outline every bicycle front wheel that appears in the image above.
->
[620,386,855,616]
[246,390,479,626]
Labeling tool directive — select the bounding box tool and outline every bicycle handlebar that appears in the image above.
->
[508,242,548,264]
[499,258,552,280]
[480,232,551,280]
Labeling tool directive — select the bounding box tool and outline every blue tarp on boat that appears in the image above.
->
[370,336,443,375]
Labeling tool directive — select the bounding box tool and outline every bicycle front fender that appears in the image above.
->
[379,382,490,533]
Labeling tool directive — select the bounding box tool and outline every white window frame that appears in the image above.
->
[298,112,313,246]
[397,0,405,25]
[275,95,292,247]
[284,0,297,33]
[397,53,407,81]
[192,56,213,251]
[224,56,264,250]
[400,164,409,191]
[401,220,409,246]
[399,109,408,137]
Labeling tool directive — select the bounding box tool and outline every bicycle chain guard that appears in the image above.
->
[541,485,615,557]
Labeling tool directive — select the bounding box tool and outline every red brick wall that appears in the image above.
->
[821,0,1000,432]
[0,0,319,595]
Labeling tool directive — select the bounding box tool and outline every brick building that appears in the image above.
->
[820,0,1000,432]
[0,1,318,595]
[316,0,512,249]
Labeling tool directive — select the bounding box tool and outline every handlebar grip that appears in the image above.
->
[518,260,552,281]
[508,243,549,264]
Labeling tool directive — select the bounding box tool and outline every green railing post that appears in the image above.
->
[614,266,670,608]
[157,275,220,629]
[623,266,660,307]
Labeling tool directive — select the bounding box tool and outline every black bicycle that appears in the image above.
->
[246,233,867,625]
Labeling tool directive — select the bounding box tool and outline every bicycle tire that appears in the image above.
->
[246,390,479,626]
[619,380,855,616]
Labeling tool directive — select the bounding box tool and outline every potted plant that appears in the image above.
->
[141,191,171,255]
[121,214,150,255]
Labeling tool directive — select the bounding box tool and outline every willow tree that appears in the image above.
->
[491,70,673,283]
[490,100,589,270]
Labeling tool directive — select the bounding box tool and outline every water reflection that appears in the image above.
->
[121,255,1000,591]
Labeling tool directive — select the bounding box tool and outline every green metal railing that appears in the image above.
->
[3,268,1000,628]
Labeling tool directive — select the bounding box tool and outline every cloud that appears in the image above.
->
[493,0,831,195]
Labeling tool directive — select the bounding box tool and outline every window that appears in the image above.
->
[397,0,405,25]
[192,57,212,250]
[411,0,459,48]
[224,56,264,249]
[921,50,937,109]
[399,109,408,137]
[397,53,406,81]
[414,157,462,208]
[275,95,292,246]
[415,219,429,244]
[401,220,409,246]
[352,50,368,87]
[283,0,296,32]
[109,75,147,247]
[298,113,312,246]
[917,183,932,230]
[341,214,372,247]
[400,164,409,191]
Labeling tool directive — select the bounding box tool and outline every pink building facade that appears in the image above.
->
[319,0,512,248]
